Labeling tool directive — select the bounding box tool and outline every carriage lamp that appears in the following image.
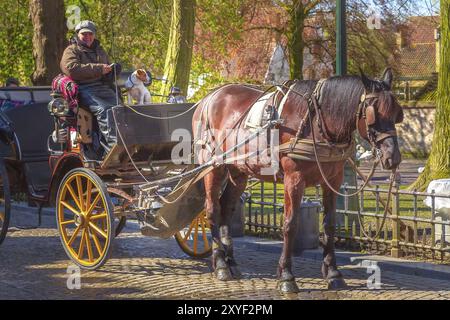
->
[48,97,70,117]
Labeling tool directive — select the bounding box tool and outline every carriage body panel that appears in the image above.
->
[102,103,195,169]
[0,87,53,201]
[0,86,196,202]
[0,85,211,262]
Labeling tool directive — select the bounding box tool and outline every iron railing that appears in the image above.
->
[244,179,450,261]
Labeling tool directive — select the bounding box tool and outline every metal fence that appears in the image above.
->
[244,179,450,261]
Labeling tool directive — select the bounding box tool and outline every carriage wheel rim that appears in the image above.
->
[176,210,211,256]
[1,183,5,223]
[57,172,111,267]
[0,170,9,238]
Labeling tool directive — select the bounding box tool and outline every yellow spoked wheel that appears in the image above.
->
[56,168,114,270]
[0,160,10,246]
[174,210,212,259]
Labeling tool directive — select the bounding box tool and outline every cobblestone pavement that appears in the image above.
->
[0,211,449,300]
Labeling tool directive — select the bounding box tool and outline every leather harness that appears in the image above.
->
[277,79,398,162]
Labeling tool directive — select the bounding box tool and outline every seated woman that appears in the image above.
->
[60,20,121,154]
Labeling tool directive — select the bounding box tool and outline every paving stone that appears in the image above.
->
[0,225,449,300]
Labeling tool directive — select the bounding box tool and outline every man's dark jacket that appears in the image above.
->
[60,38,110,84]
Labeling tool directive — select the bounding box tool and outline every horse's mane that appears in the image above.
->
[308,75,399,142]
[320,75,365,124]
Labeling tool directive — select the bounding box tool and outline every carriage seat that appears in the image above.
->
[0,87,52,112]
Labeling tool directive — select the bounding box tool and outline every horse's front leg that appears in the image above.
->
[204,167,233,281]
[278,171,305,293]
[218,169,248,279]
[321,174,347,290]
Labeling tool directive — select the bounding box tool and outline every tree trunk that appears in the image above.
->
[286,1,306,80]
[30,0,67,85]
[410,0,450,190]
[160,0,196,100]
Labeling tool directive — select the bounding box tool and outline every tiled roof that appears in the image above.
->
[398,44,436,77]
[407,16,440,44]
[396,16,439,78]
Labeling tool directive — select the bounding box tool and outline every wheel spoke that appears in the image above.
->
[193,219,199,254]
[200,218,210,252]
[203,212,210,229]
[85,228,94,262]
[77,229,86,259]
[86,193,102,217]
[89,213,107,221]
[67,224,83,246]
[76,176,85,212]
[60,219,75,226]
[65,183,82,212]
[61,201,82,217]
[89,226,103,255]
[85,179,92,212]
[89,222,108,239]
[183,220,195,242]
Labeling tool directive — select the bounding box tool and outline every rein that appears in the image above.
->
[348,158,398,241]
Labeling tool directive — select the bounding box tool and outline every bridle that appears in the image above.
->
[356,91,398,150]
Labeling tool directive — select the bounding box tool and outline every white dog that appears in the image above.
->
[125,69,152,105]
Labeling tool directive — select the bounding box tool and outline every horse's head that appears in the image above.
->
[357,68,403,170]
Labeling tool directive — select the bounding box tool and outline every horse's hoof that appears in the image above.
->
[278,280,299,294]
[215,268,233,281]
[229,265,242,279]
[326,277,347,290]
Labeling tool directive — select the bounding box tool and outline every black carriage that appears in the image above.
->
[0,85,212,269]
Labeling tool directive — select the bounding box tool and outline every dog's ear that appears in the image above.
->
[137,69,146,77]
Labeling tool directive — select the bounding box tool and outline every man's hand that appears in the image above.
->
[102,64,112,75]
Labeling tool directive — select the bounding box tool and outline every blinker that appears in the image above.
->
[365,105,376,126]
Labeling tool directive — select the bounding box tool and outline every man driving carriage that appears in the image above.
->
[60,20,121,154]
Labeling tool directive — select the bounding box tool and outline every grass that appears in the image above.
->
[244,182,440,236]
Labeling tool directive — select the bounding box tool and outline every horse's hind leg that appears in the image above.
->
[278,170,305,293]
[219,168,248,279]
[204,167,233,281]
[321,175,347,290]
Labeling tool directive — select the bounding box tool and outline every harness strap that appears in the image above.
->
[375,130,397,142]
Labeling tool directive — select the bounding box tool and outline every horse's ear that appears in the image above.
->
[359,68,372,90]
[381,67,393,89]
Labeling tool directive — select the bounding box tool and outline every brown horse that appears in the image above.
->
[192,68,403,293]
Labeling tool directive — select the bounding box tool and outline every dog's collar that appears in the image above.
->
[128,74,137,88]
